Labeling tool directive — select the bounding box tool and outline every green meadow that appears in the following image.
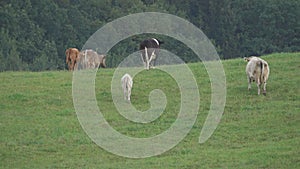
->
[0,53,299,168]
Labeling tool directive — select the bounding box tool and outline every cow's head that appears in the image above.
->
[99,55,106,68]
[244,56,254,62]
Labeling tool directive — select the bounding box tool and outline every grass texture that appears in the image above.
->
[0,53,299,168]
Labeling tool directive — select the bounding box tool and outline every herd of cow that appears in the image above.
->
[65,48,106,71]
[66,38,270,100]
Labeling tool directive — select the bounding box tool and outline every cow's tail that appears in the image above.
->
[65,49,70,63]
[259,60,264,83]
[84,50,88,68]
[84,50,87,61]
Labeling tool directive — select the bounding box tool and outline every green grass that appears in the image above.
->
[0,53,299,168]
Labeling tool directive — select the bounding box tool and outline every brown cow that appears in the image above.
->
[65,48,80,71]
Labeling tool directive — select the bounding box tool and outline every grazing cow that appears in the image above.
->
[75,49,106,70]
[244,56,270,95]
[121,73,133,101]
[65,48,80,71]
[139,38,163,70]
[95,54,106,68]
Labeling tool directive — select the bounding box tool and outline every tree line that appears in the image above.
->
[0,0,299,71]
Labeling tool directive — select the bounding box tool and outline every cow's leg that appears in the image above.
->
[149,51,156,69]
[256,78,261,95]
[122,80,126,100]
[95,62,100,69]
[151,58,157,69]
[263,81,267,96]
[144,47,150,70]
[84,51,88,69]
[68,62,72,71]
[84,60,88,69]
[140,53,146,68]
[123,88,127,100]
[92,61,96,69]
[247,77,252,90]
[70,60,75,71]
[128,87,131,101]
[74,62,78,70]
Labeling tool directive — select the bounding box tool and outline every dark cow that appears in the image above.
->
[139,38,163,70]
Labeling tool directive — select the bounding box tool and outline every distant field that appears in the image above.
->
[0,53,299,168]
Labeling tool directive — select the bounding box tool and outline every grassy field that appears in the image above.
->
[0,53,299,168]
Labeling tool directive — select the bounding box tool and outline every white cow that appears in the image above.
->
[121,73,133,101]
[244,56,270,95]
[75,49,106,70]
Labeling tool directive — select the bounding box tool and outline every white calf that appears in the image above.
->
[121,73,133,101]
[245,56,270,95]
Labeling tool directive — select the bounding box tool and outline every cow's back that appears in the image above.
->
[246,57,261,77]
[66,48,79,60]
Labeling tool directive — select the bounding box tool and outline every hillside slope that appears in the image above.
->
[0,53,299,168]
